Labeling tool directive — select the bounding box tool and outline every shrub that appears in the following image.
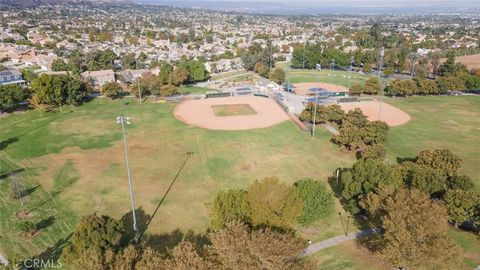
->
[294,178,334,225]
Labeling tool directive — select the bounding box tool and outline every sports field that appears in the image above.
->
[1,95,479,265]
[285,69,384,88]
[0,98,354,258]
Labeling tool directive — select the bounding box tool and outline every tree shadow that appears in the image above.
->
[31,233,72,266]
[120,207,151,245]
[138,151,195,241]
[0,137,18,151]
[12,184,41,199]
[143,229,210,256]
[36,216,56,230]
[0,168,24,180]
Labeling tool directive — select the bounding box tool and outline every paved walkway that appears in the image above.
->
[302,228,379,257]
[320,123,339,135]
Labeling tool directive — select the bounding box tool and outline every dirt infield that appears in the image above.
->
[293,82,350,96]
[173,96,290,130]
[338,101,411,126]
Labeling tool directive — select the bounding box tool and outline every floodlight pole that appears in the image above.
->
[117,116,139,241]
[377,47,385,120]
[410,54,417,80]
[302,42,306,69]
[136,59,142,104]
[312,92,319,139]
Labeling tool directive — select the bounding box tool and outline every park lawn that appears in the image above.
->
[384,96,480,189]
[312,241,392,270]
[0,98,355,258]
[212,104,257,117]
[448,229,480,268]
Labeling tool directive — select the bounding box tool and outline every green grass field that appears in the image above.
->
[0,98,354,259]
[285,69,378,88]
[384,96,480,189]
[1,95,479,267]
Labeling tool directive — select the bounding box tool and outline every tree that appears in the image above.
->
[323,104,344,124]
[349,83,363,96]
[208,222,311,270]
[246,177,303,228]
[158,61,173,85]
[269,68,285,84]
[179,60,207,83]
[361,187,460,269]
[437,76,466,92]
[416,149,462,177]
[162,241,215,270]
[447,175,474,191]
[363,121,389,145]
[254,62,269,78]
[169,68,189,86]
[443,189,480,227]
[360,144,386,160]
[159,84,177,97]
[51,59,69,71]
[339,159,402,214]
[416,79,439,95]
[363,78,382,95]
[401,163,447,197]
[0,84,27,112]
[61,213,124,265]
[121,53,136,70]
[332,108,369,150]
[343,108,368,128]
[386,79,417,96]
[294,178,334,225]
[30,74,90,110]
[101,82,122,99]
[208,189,250,230]
[438,51,467,76]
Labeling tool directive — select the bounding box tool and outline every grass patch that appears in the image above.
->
[0,98,354,258]
[211,104,257,117]
[384,96,480,189]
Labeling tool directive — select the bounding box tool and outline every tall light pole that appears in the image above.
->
[302,42,306,70]
[116,116,139,241]
[377,47,385,120]
[312,68,319,139]
[410,54,417,80]
[136,59,142,104]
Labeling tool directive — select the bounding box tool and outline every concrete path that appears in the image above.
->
[302,228,379,257]
[320,123,339,135]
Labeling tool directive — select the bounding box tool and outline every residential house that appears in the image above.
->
[82,70,115,87]
[0,70,26,86]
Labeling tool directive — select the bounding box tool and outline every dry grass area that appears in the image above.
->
[440,53,480,70]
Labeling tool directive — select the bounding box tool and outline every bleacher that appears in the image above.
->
[235,87,253,96]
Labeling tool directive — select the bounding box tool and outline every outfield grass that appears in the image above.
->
[384,96,480,189]
[177,85,210,94]
[0,98,354,258]
[284,69,389,89]
[212,104,257,116]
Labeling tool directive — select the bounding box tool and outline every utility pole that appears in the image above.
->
[116,116,139,241]
[377,47,385,120]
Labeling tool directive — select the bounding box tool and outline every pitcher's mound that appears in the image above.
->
[174,96,290,130]
[338,101,411,126]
